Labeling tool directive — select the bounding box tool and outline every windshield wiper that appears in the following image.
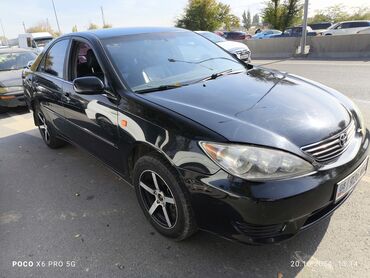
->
[168,56,240,65]
[135,84,187,94]
[193,69,245,83]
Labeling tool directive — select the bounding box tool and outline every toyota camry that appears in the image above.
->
[23,27,369,244]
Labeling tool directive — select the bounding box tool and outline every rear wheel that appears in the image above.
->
[133,155,197,240]
[35,105,66,149]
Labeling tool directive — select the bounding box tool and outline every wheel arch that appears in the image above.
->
[127,141,179,183]
[31,99,40,126]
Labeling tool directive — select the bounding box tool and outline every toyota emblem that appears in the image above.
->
[339,132,348,147]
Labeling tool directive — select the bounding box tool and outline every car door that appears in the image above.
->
[32,39,70,133]
[336,23,351,35]
[265,31,273,38]
[350,22,370,34]
[61,38,120,169]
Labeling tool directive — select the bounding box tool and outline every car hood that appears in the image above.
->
[0,69,23,87]
[217,41,250,52]
[139,67,351,154]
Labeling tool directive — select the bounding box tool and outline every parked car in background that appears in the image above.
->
[322,20,370,36]
[0,48,37,113]
[195,31,251,62]
[23,27,369,244]
[223,31,251,40]
[308,22,333,35]
[252,29,282,39]
[18,32,54,53]
[272,26,316,38]
[357,27,370,34]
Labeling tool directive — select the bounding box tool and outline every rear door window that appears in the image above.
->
[39,39,69,79]
[349,22,369,28]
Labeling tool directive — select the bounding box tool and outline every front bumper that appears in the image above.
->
[180,130,369,244]
[0,90,26,108]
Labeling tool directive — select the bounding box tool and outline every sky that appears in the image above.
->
[1,0,369,39]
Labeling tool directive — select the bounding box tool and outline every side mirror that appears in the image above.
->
[73,76,105,94]
[26,60,34,69]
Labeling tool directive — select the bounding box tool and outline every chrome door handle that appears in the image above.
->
[63,92,71,102]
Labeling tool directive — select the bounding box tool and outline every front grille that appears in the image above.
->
[236,49,249,55]
[301,120,356,162]
[233,221,284,239]
[235,49,250,59]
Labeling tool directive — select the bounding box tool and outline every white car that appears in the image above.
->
[322,20,370,36]
[195,31,251,62]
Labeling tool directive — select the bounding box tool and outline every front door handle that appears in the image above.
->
[63,92,71,102]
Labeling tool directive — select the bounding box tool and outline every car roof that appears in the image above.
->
[309,22,332,24]
[227,31,245,34]
[338,20,370,23]
[0,47,36,54]
[64,27,188,40]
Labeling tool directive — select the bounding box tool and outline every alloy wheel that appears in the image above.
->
[139,170,178,229]
[38,112,50,143]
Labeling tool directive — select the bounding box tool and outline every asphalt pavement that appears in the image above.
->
[1,59,369,278]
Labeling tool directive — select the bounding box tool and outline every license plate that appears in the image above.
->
[335,157,368,202]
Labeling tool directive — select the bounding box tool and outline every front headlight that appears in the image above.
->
[351,101,366,135]
[199,142,315,181]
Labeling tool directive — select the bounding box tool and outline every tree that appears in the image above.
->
[72,25,78,32]
[262,0,284,30]
[261,0,303,31]
[26,20,60,37]
[103,23,112,28]
[0,36,8,46]
[350,7,370,21]
[176,0,240,31]
[224,14,240,30]
[246,11,252,29]
[308,5,370,23]
[242,10,252,30]
[88,23,99,30]
[282,0,302,31]
[252,14,260,26]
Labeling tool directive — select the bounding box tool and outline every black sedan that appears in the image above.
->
[0,48,37,113]
[23,27,369,244]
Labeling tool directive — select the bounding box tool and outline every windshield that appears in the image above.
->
[34,38,53,48]
[198,32,226,43]
[0,51,37,71]
[103,31,245,92]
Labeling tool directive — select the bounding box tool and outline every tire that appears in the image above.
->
[133,154,197,241]
[35,104,66,149]
[0,106,9,114]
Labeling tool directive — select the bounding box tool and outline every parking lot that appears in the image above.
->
[1,59,369,278]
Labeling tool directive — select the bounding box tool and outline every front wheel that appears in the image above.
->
[35,105,66,149]
[133,154,197,241]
